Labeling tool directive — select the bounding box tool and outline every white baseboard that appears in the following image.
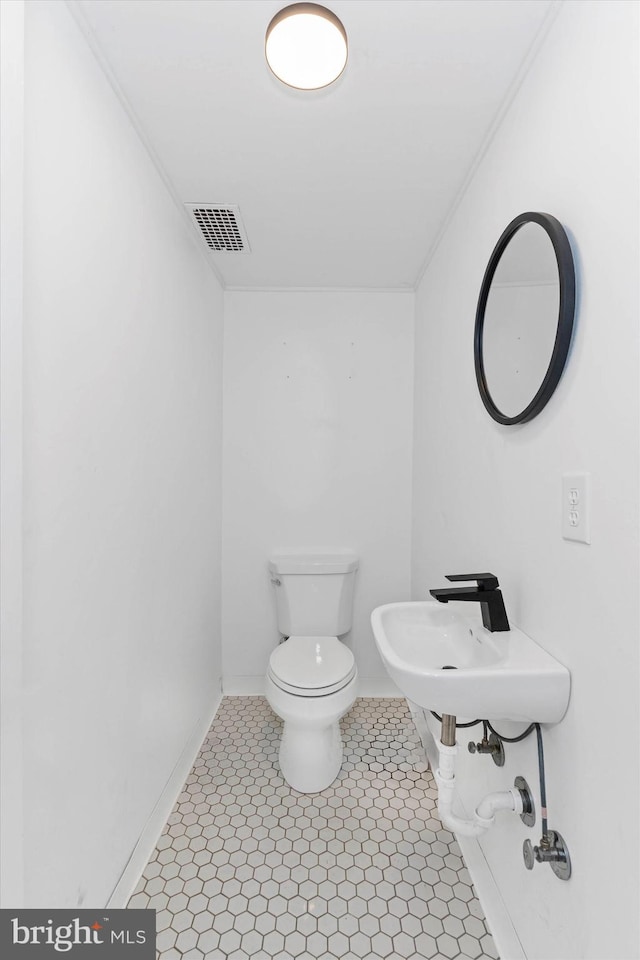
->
[106,688,223,908]
[222,675,402,698]
[357,676,402,697]
[223,676,265,696]
[456,834,526,960]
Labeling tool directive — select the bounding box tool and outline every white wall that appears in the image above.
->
[21,0,224,908]
[0,0,25,908]
[222,291,413,690]
[412,2,639,959]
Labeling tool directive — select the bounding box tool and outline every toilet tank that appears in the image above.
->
[269,554,358,637]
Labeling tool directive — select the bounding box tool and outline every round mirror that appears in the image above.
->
[474,212,575,425]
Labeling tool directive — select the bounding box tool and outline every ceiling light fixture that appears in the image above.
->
[265,3,348,90]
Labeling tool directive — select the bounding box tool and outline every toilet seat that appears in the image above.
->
[268,636,356,698]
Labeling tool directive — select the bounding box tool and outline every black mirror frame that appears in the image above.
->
[474,211,576,425]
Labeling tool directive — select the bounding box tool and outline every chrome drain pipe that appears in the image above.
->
[441,713,457,747]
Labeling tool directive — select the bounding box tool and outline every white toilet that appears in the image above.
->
[265,554,359,793]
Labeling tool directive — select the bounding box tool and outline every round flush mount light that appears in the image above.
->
[265,3,348,90]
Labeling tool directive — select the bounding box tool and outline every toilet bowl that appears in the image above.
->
[265,637,358,793]
[266,555,359,793]
[266,636,358,792]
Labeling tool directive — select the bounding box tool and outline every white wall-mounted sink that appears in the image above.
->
[371,601,570,723]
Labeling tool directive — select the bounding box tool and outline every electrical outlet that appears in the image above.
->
[562,473,591,543]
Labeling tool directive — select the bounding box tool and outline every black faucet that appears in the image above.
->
[429,573,510,632]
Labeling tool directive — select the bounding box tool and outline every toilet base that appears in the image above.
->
[280,719,343,793]
[265,673,358,793]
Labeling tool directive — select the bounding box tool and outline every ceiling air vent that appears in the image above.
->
[185,203,250,253]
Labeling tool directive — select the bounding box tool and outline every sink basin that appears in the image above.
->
[371,601,570,723]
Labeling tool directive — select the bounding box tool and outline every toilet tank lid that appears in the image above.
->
[269,554,358,575]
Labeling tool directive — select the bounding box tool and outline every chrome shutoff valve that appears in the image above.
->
[467,733,505,766]
[523,830,571,880]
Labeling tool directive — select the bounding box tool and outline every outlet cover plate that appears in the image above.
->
[562,473,591,543]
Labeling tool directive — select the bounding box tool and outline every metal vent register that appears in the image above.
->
[185,204,250,253]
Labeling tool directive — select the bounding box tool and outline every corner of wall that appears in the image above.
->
[0,0,25,908]
[63,0,226,292]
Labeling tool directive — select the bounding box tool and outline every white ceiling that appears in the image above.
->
[74,0,554,290]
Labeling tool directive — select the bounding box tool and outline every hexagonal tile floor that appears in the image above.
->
[129,697,499,960]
